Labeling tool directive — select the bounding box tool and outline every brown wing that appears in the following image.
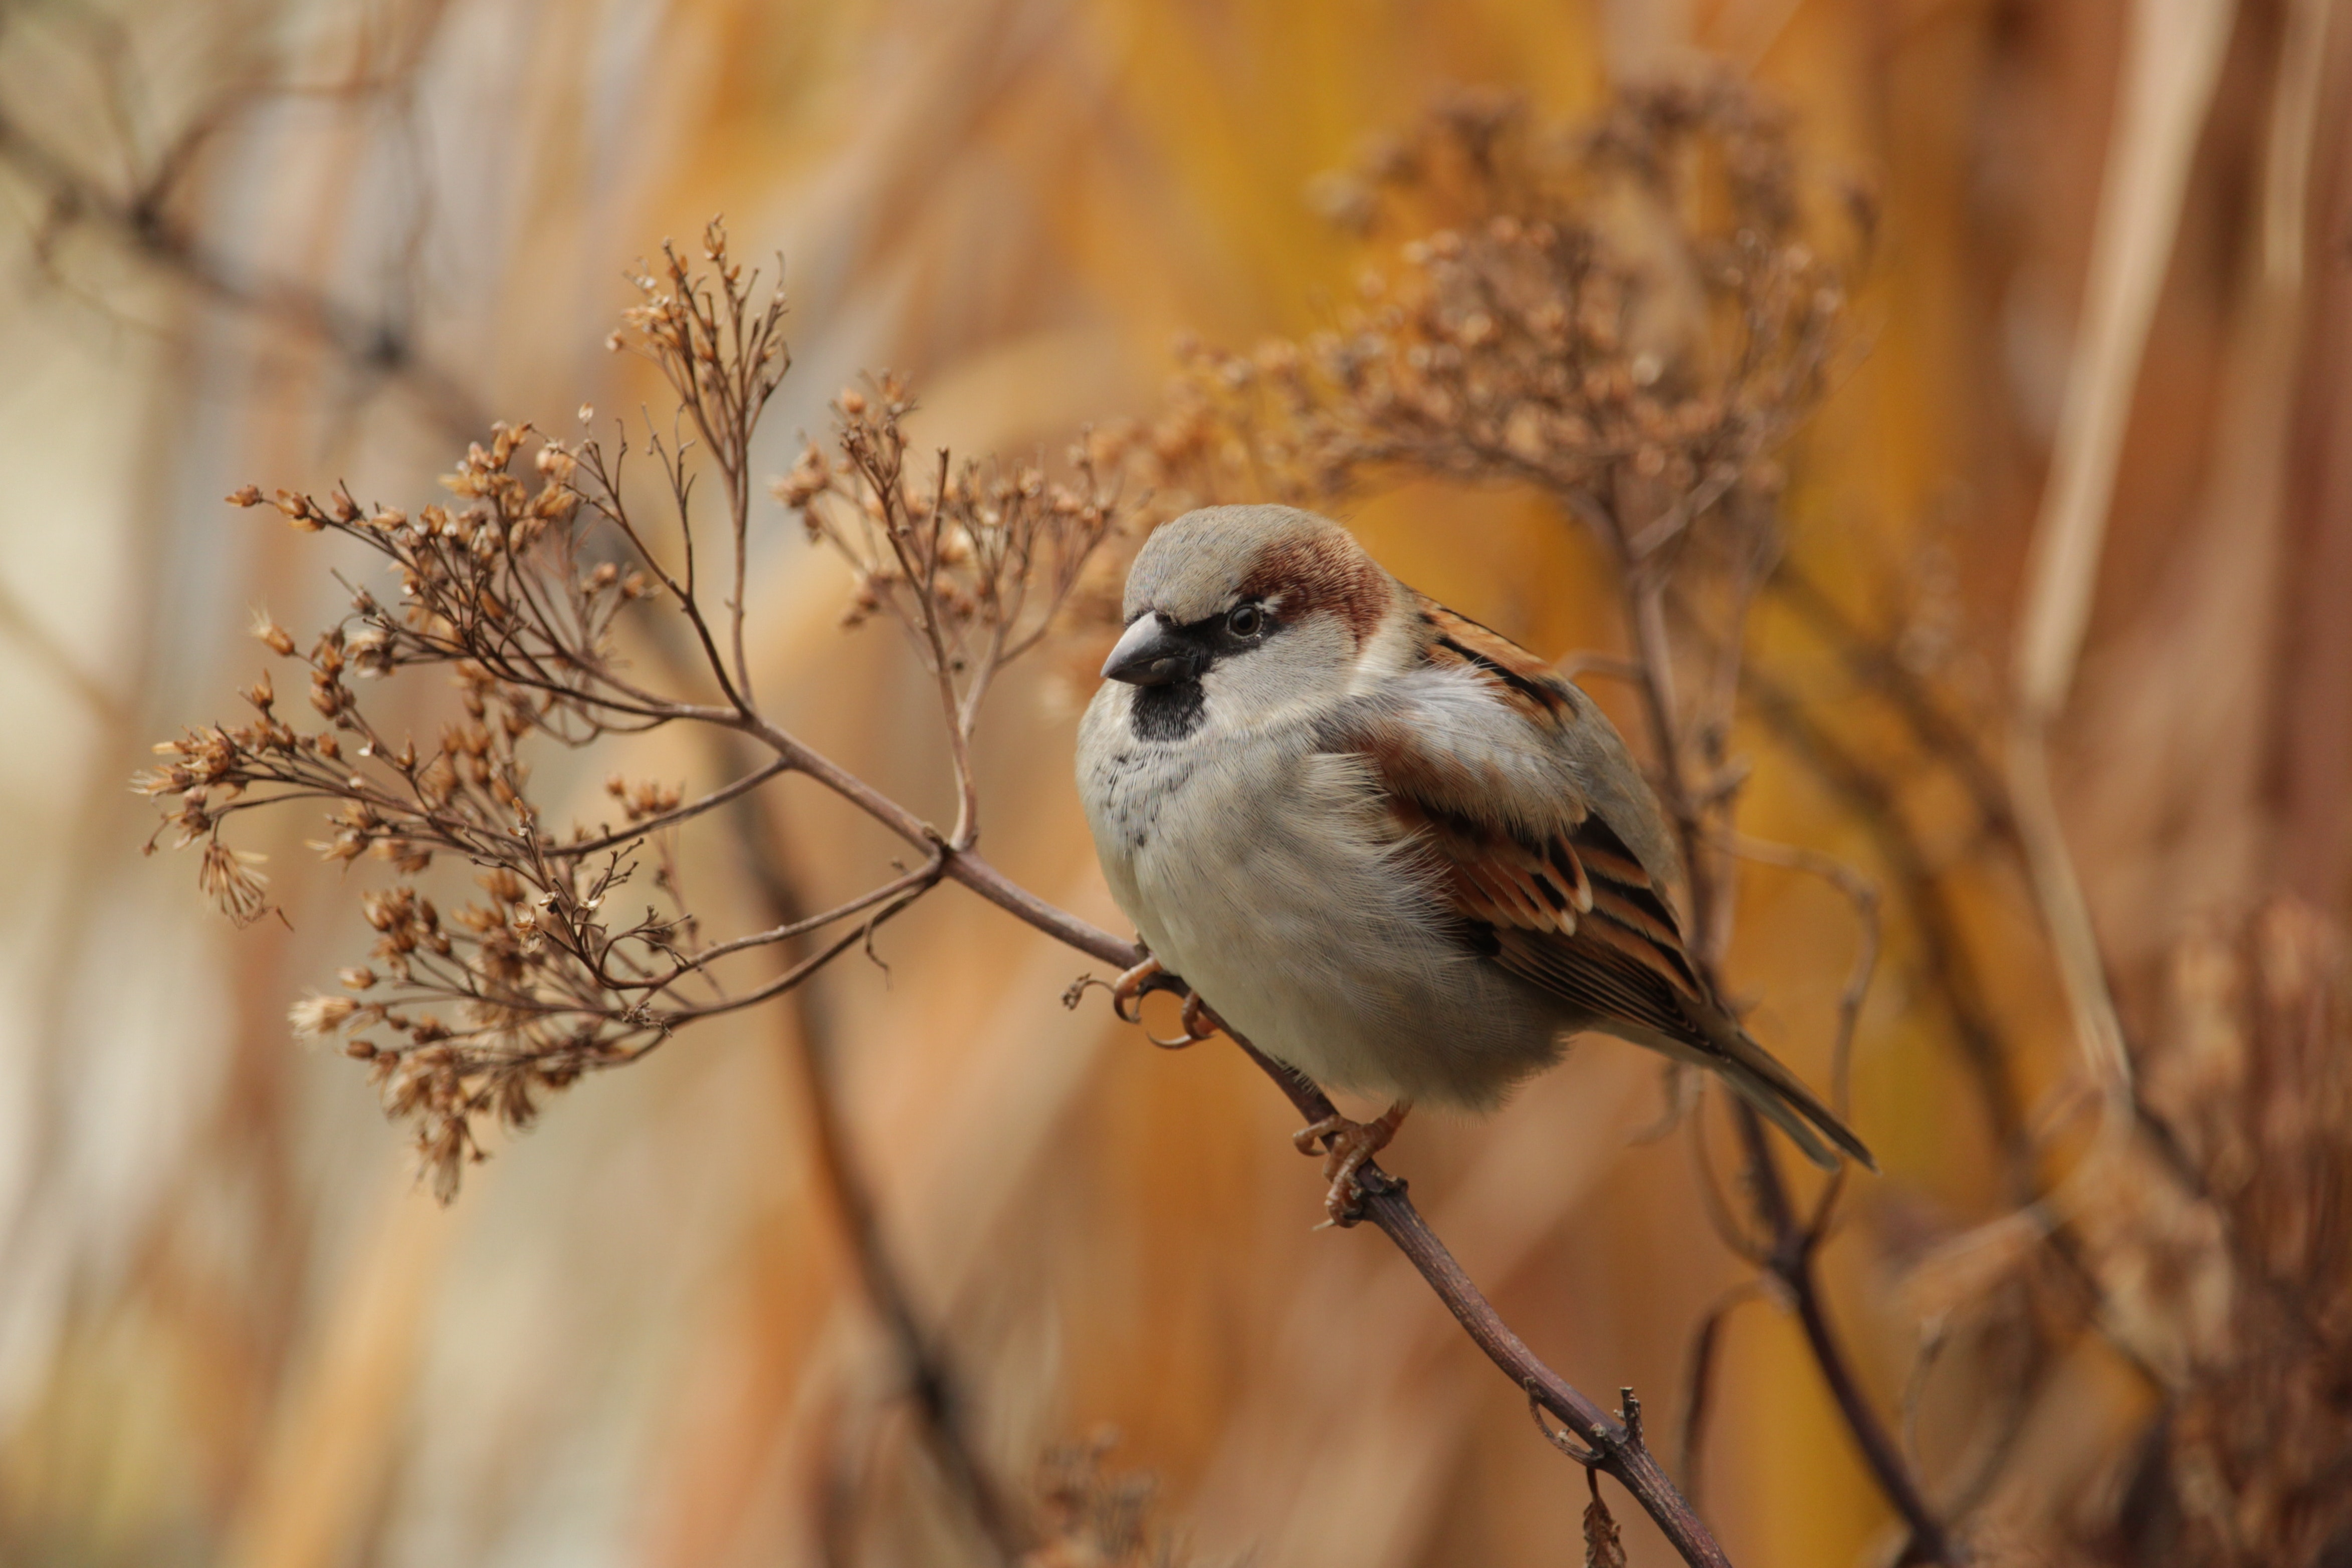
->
[1406,598,1708,1017]
[1335,594,1875,1171]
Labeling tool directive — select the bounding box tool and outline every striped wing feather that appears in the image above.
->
[1339,595,1876,1171]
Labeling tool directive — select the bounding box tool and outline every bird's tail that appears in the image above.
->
[1691,1010,1877,1173]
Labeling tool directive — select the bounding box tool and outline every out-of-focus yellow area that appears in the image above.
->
[2,2,2347,1565]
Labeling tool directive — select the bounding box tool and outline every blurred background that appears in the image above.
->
[2,1,2348,1565]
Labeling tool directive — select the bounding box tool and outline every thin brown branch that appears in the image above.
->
[555,758,790,855]
[1351,1168,1730,1565]
[1677,1282,1763,1510]
[1734,1106,1955,1563]
[1724,830,1880,1151]
[1738,662,2029,1175]
[1768,562,2016,844]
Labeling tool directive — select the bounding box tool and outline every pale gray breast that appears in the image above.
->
[1078,685,1170,887]
[1077,684,1577,1106]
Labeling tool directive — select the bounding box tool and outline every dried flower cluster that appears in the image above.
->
[780,379,1121,845]
[139,427,709,1197]
[2050,901,2352,1566]
[1142,81,1856,590]
[140,221,1127,1200]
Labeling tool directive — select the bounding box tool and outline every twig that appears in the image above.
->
[1677,1282,1762,1510]
[1593,456,1952,1567]
[1737,663,2029,1176]
[1724,830,1880,1127]
[1767,562,2014,844]
[1734,1106,1955,1564]
[689,785,1739,1561]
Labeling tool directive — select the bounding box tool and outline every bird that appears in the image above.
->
[1075,503,1874,1223]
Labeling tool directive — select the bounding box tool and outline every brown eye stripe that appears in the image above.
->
[1237,532,1388,645]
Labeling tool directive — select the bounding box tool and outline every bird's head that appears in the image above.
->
[1099,505,1401,738]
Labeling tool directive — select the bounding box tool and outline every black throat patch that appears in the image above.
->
[1129,681,1206,742]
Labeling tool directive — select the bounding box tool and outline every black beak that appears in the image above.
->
[1101,613,1204,686]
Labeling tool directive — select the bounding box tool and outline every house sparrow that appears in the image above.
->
[1077,504,1874,1222]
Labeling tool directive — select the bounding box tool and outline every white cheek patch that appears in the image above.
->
[1198,616,1359,733]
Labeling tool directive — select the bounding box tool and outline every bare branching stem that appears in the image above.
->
[1220,1039,1734,1568]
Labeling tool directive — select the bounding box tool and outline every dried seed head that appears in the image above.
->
[250,610,297,657]
[289,994,359,1037]
[198,839,270,926]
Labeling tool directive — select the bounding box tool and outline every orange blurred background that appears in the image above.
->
[2,2,2346,1564]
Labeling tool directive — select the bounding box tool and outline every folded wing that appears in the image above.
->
[1320,596,1876,1172]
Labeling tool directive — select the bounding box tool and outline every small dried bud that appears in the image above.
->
[289,994,359,1037]
[346,626,392,676]
[344,1038,378,1060]
[274,491,323,531]
[197,839,270,925]
[227,485,265,508]
[838,388,867,415]
[339,967,379,990]
[250,610,297,657]
[311,830,364,863]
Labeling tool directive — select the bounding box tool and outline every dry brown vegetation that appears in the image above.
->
[5,3,2350,1566]
[142,232,1124,1206]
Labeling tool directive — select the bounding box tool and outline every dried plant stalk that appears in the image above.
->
[780,378,1123,848]
[138,221,1119,1203]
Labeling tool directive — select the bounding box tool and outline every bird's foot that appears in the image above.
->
[1171,991,1226,1045]
[1293,1101,1411,1226]
[1108,955,1224,1049]
[1108,955,1166,1022]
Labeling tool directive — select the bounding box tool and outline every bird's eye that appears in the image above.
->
[1226,603,1263,637]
